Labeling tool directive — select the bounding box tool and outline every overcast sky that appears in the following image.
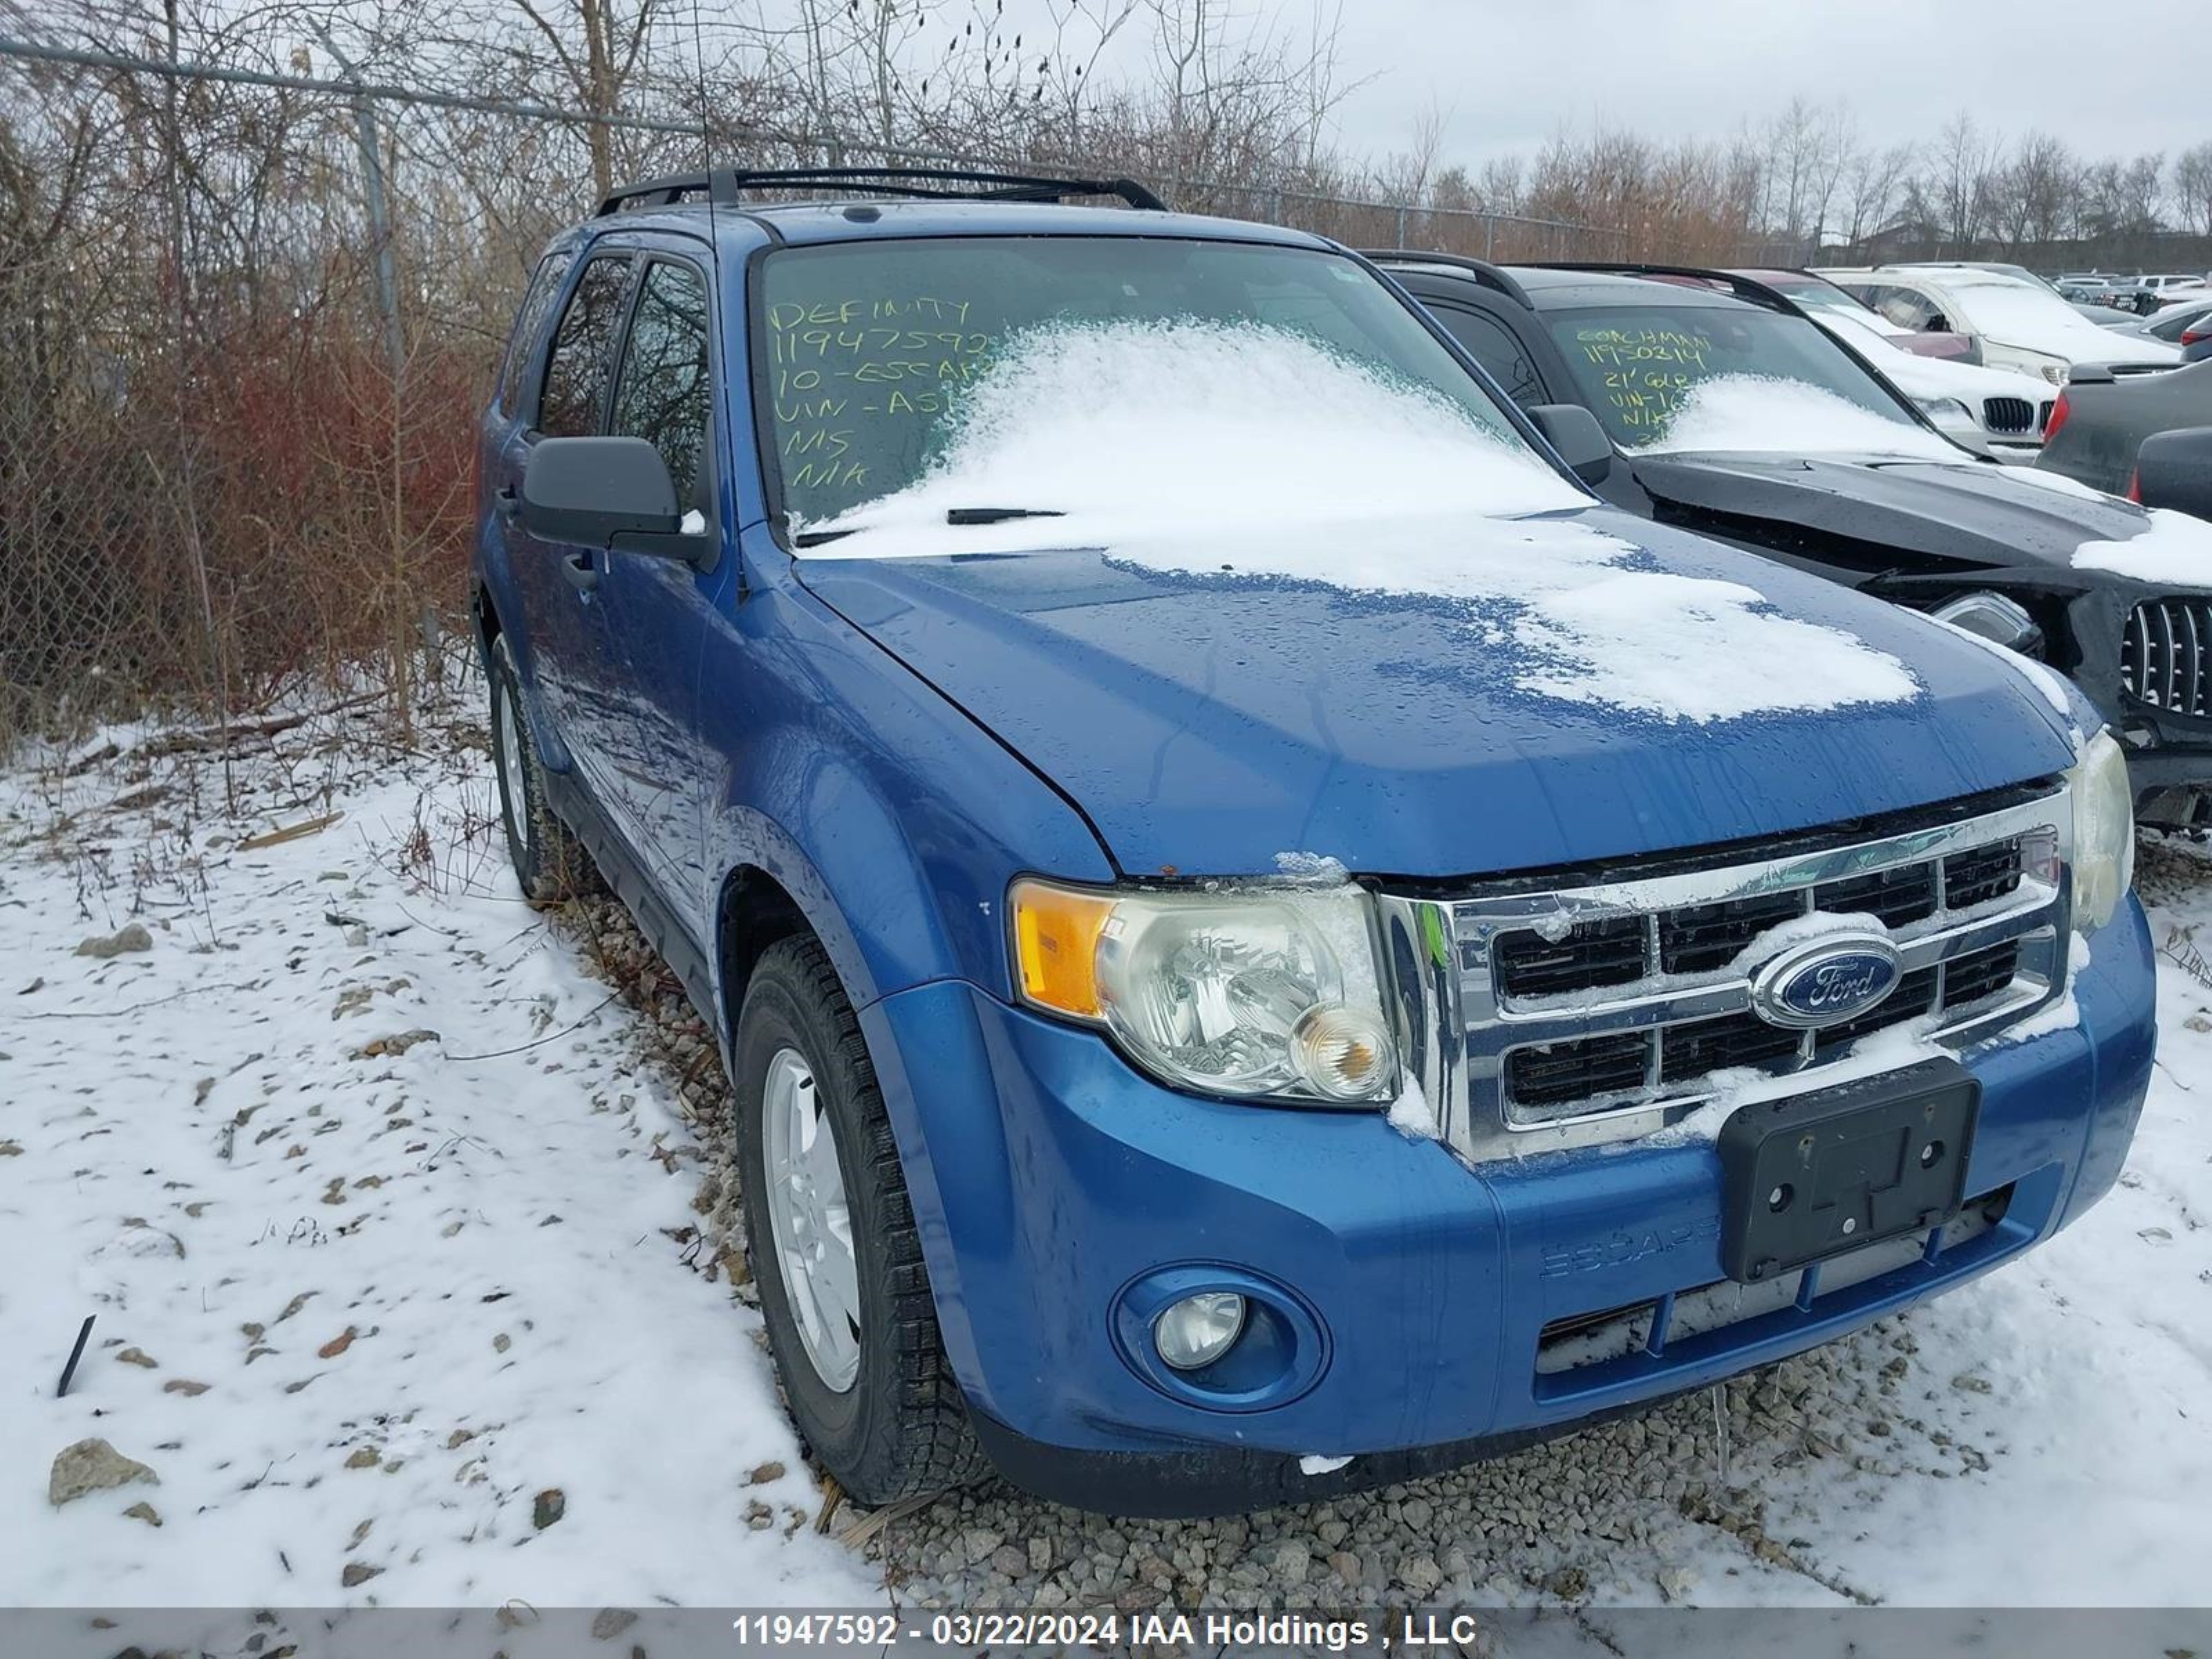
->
[1321,0,2197,165]
[1150,0,2201,168]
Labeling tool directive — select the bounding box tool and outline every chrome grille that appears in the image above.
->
[2122,599,2212,718]
[1983,395,2036,435]
[1377,787,2071,1160]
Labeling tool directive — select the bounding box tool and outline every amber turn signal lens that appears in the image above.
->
[1011,880,1116,1018]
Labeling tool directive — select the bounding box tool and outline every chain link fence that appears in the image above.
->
[0,31,1616,740]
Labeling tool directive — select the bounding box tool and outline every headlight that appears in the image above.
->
[1931,591,2043,656]
[2041,362,2069,386]
[1915,395,1980,439]
[1011,877,1398,1103]
[2068,729,2135,933]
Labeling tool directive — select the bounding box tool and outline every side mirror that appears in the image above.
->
[2134,427,2212,520]
[522,436,711,562]
[2068,364,2117,386]
[1526,403,1613,484]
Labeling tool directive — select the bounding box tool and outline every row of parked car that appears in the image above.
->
[474,169,2175,1516]
[1367,252,2212,816]
[2056,269,2212,317]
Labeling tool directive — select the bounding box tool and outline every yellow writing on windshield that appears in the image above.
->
[767,294,996,496]
[1574,326,1715,430]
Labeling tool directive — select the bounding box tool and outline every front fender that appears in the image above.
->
[697,541,1114,1018]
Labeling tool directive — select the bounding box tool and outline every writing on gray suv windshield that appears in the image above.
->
[756,236,1526,524]
[1544,304,1921,447]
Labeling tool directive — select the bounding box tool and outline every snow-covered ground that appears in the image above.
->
[3,691,2209,1618]
[0,700,873,1607]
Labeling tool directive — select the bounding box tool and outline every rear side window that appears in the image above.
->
[538,254,635,437]
[1432,305,1544,406]
[496,251,573,411]
[611,260,713,506]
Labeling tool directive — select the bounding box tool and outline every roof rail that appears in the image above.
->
[596,166,1167,217]
[1517,261,1797,314]
[1360,249,1533,309]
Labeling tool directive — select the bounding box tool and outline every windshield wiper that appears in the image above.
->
[945,507,1066,525]
[793,508,1065,545]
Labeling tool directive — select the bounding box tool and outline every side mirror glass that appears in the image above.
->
[521,436,709,562]
[1526,402,1614,485]
[2134,427,2212,521]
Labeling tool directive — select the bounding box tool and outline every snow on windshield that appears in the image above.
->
[797,319,1585,540]
[800,322,1920,725]
[1629,373,1963,460]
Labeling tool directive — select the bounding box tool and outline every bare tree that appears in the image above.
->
[2177,140,2212,238]
[1837,139,1916,250]
[1991,131,2075,252]
[1926,109,2003,254]
[503,0,659,198]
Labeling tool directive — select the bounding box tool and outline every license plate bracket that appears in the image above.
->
[1716,1056,1980,1284]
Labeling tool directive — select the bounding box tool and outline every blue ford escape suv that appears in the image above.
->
[474,167,2155,1517]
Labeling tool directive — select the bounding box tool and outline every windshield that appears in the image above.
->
[1541,302,1937,451]
[757,235,1528,525]
[1812,308,1911,361]
[1774,279,1902,330]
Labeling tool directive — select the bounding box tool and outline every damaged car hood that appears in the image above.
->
[794,507,2079,879]
[1629,451,2157,585]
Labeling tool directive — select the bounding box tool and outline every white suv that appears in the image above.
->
[1817,265,2180,384]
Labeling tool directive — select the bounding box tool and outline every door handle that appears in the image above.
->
[495,485,520,524]
[560,550,600,594]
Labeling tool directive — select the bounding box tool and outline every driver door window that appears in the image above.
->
[1871,283,1942,332]
[538,253,636,437]
[1431,304,1546,406]
[610,259,713,509]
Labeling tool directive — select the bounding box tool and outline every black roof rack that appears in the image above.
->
[1516,261,1797,315]
[597,166,1166,217]
[1360,249,1533,309]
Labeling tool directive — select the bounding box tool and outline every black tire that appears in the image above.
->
[734,935,987,1505]
[486,631,601,901]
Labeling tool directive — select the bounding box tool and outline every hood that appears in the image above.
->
[794,507,2079,880]
[1876,353,2054,407]
[1632,451,2157,586]
[1810,315,2047,404]
[1985,317,2179,368]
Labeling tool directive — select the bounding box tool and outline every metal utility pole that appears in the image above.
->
[312,23,404,381]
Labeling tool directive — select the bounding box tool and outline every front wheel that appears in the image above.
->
[733,936,987,1505]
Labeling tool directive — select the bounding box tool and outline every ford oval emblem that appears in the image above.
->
[1749,932,1904,1030]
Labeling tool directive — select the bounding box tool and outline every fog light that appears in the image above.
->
[1153,1292,1247,1371]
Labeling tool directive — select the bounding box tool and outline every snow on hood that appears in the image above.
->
[1813,312,2052,406]
[801,323,1918,725]
[1949,277,2182,366]
[1629,373,1964,462]
[2073,507,2212,583]
[2004,466,2121,504]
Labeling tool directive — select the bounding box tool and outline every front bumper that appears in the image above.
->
[859,899,2155,1515]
